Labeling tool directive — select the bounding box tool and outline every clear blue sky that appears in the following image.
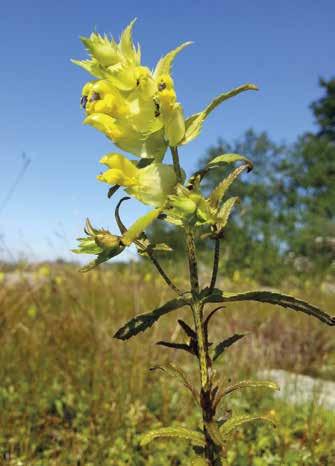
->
[0,0,334,262]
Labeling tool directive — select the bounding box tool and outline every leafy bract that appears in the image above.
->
[203,289,335,326]
[122,209,161,245]
[153,42,192,78]
[140,426,205,447]
[113,297,188,340]
[187,153,252,189]
[182,84,258,145]
[208,164,249,208]
[216,197,240,230]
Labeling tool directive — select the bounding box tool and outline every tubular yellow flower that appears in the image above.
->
[84,113,125,140]
[82,80,129,118]
[97,153,179,207]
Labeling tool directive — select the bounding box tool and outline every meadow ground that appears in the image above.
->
[0,262,334,465]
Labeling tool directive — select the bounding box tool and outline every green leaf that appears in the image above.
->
[151,242,173,252]
[153,42,192,78]
[182,83,258,144]
[208,165,249,209]
[122,209,161,245]
[220,415,276,437]
[213,380,279,411]
[223,380,279,397]
[212,333,246,362]
[216,197,240,229]
[203,289,335,326]
[208,153,253,169]
[140,426,205,447]
[186,154,252,189]
[113,297,188,340]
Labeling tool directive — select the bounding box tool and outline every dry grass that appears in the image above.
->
[0,262,334,465]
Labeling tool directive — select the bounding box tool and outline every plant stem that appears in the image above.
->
[209,239,220,291]
[185,227,200,296]
[146,249,184,296]
[185,226,222,465]
[170,146,183,183]
[172,144,221,463]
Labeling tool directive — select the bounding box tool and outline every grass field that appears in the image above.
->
[0,262,334,465]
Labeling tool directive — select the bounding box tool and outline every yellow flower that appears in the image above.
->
[73,21,192,159]
[97,153,179,206]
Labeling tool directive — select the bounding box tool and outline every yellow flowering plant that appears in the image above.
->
[72,20,334,465]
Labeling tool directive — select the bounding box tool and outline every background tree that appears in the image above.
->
[149,78,335,285]
[283,77,335,275]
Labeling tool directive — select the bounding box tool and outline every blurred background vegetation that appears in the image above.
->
[0,78,334,465]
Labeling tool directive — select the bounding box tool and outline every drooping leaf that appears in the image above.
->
[153,42,192,78]
[208,153,253,169]
[140,426,205,447]
[213,380,279,411]
[212,333,246,362]
[220,415,276,437]
[150,362,199,405]
[203,289,335,326]
[113,297,188,340]
[182,84,258,144]
[186,153,252,188]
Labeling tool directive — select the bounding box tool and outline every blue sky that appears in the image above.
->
[0,0,334,262]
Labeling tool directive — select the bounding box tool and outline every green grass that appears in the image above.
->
[0,263,334,465]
